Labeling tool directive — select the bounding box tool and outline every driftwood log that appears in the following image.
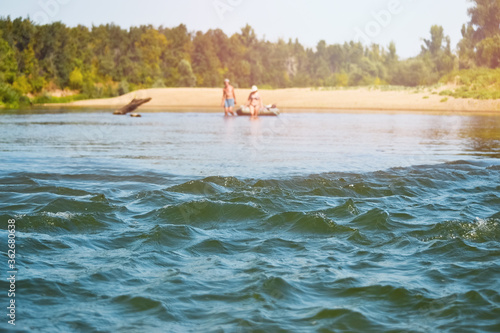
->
[113,98,152,115]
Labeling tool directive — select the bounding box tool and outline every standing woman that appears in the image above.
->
[247,85,263,119]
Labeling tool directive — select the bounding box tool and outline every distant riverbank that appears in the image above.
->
[48,87,500,112]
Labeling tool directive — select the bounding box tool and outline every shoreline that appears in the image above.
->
[44,87,500,113]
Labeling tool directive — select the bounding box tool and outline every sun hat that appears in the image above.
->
[224,78,230,82]
[251,85,258,92]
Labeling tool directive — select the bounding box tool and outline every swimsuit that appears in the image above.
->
[224,99,235,108]
[250,93,260,107]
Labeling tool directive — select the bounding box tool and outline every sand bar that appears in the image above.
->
[51,87,500,112]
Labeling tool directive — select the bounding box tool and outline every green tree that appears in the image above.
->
[162,24,192,85]
[476,35,500,67]
[312,40,330,84]
[192,31,222,86]
[458,24,477,69]
[386,42,398,64]
[177,59,196,87]
[0,33,18,84]
[422,25,445,56]
[420,25,455,80]
[459,0,500,68]
[468,0,500,42]
[69,67,84,90]
[135,29,169,80]
[12,75,32,94]
[391,58,433,86]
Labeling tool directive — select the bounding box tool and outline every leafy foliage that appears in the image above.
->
[0,1,499,107]
[440,68,500,99]
[459,0,500,69]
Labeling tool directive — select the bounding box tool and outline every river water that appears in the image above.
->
[1,110,499,332]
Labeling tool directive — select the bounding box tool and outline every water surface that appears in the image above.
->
[1,111,499,332]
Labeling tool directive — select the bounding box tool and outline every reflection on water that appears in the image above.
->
[459,115,500,157]
[0,110,499,177]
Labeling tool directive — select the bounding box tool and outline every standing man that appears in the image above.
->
[221,79,237,116]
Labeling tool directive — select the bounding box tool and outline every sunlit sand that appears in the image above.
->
[59,87,500,112]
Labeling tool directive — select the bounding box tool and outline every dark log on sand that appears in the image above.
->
[113,98,152,115]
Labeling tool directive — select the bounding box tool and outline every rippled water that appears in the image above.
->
[1,111,500,332]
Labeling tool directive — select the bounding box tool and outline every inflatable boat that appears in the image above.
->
[236,105,280,116]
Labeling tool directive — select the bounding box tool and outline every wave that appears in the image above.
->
[411,218,500,243]
[265,211,354,234]
[144,200,266,226]
[166,176,246,194]
[3,160,500,332]
[17,211,109,233]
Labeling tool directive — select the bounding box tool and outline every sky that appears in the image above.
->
[1,0,471,58]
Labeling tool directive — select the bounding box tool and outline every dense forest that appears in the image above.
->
[1,0,499,107]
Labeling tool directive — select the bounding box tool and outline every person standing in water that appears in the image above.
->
[247,85,263,119]
[221,79,237,116]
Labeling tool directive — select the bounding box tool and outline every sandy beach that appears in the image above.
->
[55,87,500,112]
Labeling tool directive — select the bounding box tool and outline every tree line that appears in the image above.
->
[0,0,499,107]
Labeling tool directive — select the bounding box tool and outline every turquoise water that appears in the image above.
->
[1,111,500,332]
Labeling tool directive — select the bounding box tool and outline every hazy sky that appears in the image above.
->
[2,0,471,58]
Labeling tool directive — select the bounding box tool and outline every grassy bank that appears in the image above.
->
[0,89,96,109]
[439,68,500,100]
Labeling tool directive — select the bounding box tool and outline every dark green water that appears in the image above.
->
[1,111,500,332]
